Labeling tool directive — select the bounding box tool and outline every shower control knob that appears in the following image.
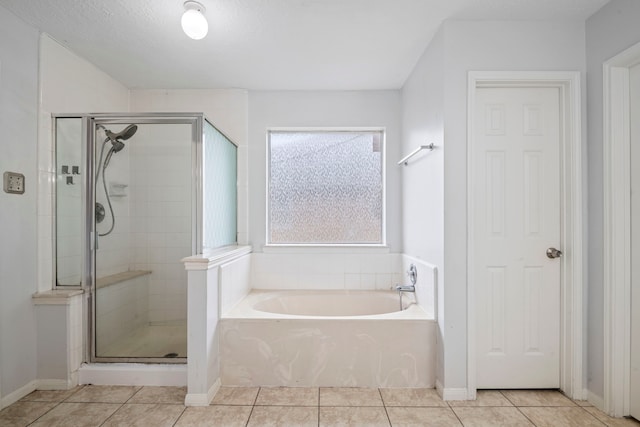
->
[95,202,106,223]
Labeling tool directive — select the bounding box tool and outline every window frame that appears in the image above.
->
[265,127,387,247]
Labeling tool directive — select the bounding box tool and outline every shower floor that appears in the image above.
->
[97,321,187,359]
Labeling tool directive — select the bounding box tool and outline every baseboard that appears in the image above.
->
[184,393,210,406]
[185,378,221,407]
[0,380,38,410]
[208,378,221,404]
[435,379,469,401]
[587,390,606,412]
[575,388,589,401]
[36,379,74,391]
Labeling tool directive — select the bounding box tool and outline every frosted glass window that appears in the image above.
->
[203,122,237,249]
[268,130,384,245]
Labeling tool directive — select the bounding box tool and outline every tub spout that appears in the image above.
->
[395,284,415,311]
[395,284,415,293]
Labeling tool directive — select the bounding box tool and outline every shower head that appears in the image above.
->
[98,124,136,170]
[111,140,125,153]
[104,124,138,143]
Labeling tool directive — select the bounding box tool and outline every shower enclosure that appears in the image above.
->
[54,113,237,363]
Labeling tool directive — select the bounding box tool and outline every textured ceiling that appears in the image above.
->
[0,0,609,90]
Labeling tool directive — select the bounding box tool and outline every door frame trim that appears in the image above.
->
[467,71,584,399]
[603,41,640,417]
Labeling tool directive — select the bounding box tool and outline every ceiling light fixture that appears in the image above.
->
[181,1,208,40]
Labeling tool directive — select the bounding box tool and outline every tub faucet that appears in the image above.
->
[395,284,415,293]
[395,284,415,311]
[395,264,418,311]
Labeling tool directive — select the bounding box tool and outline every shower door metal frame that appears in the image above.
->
[85,113,207,364]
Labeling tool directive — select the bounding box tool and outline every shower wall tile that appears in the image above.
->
[128,124,192,325]
[95,169,132,279]
[166,233,190,247]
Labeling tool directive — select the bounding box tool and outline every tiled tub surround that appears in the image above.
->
[220,290,435,388]
[250,252,404,291]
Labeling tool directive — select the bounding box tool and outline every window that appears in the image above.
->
[267,130,385,245]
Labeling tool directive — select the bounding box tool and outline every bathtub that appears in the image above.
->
[220,290,436,387]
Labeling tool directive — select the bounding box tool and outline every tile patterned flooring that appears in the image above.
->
[1,386,639,426]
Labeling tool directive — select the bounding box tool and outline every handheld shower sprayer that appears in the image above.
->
[105,124,138,144]
[95,124,138,237]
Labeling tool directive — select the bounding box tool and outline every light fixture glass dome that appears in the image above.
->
[181,1,208,40]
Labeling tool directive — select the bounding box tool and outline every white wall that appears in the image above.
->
[248,90,402,252]
[0,4,40,406]
[401,27,446,383]
[39,34,130,292]
[402,20,587,392]
[585,0,640,403]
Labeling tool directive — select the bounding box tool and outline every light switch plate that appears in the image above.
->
[3,171,25,194]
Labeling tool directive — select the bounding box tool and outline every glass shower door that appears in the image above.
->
[93,120,194,361]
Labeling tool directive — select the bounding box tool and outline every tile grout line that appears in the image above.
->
[170,405,188,427]
[498,389,545,426]
[378,388,393,427]
[576,404,609,426]
[98,386,142,427]
[26,385,87,426]
[514,405,538,426]
[26,400,62,426]
[504,390,563,427]
[446,401,465,426]
[318,387,322,427]
[243,387,261,427]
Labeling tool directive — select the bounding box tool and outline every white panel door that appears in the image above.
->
[630,63,640,421]
[474,87,561,389]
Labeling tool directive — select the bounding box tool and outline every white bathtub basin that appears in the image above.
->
[254,291,405,316]
[224,290,427,319]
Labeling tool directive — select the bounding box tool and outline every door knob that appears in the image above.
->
[546,247,563,259]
